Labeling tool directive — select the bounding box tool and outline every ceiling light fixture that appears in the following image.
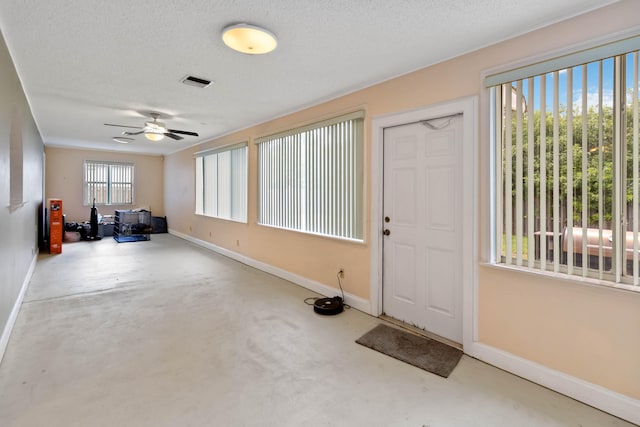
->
[221,23,277,54]
[113,137,133,144]
[144,132,165,142]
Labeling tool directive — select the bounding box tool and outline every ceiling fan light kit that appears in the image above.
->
[104,112,199,143]
[102,22,276,145]
[144,132,165,142]
[221,23,277,54]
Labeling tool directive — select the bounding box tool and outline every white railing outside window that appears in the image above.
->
[194,143,248,223]
[84,161,134,205]
[488,36,640,289]
[256,111,364,241]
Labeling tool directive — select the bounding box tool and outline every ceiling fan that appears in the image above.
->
[104,113,199,141]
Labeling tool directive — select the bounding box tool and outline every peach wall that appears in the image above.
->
[164,0,640,401]
[165,131,370,296]
[479,265,640,398]
[45,146,164,221]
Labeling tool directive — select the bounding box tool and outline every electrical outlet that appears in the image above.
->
[339,268,344,278]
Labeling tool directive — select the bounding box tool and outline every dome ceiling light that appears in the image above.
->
[221,23,277,54]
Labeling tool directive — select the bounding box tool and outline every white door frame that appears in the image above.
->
[369,96,478,350]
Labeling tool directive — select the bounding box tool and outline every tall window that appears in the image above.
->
[195,143,248,223]
[256,111,364,241]
[84,161,134,205]
[489,36,640,289]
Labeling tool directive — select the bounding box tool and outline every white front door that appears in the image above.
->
[382,115,463,343]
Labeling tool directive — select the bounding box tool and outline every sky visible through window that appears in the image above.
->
[514,54,640,113]
[517,58,618,113]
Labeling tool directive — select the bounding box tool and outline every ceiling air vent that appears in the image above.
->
[181,75,213,88]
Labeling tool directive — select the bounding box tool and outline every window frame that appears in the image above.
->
[488,36,640,291]
[194,142,248,223]
[83,160,134,206]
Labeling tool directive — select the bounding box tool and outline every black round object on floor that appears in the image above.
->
[314,296,344,315]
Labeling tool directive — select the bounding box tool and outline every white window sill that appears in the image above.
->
[481,262,640,294]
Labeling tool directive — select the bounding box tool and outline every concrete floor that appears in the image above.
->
[0,234,634,427]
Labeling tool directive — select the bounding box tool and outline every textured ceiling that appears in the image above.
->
[0,0,619,155]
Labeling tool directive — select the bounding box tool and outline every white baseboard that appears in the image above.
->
[466,341,640,425]
[169,229,371,313]
[0,251,38,365]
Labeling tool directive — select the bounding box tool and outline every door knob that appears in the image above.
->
[383,229,391,236]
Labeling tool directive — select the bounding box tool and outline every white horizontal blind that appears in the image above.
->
[84,161,133,205]
[109,163,133,204]
[194,144,248,222]
[84,161,108,204]
[257,112,364,241]
[494,47,640,289]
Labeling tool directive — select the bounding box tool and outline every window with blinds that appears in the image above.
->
[84,161,134,205]
[194,143,248,223]
[256,111,364,241]
[489,35,640,289]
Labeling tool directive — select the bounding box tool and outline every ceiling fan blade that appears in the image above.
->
[168,129,199,137]
[123,130,145,136]
[104,123,142,129]
[164,132,184,141]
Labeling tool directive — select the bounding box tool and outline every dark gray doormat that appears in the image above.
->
[356,323,463,378]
